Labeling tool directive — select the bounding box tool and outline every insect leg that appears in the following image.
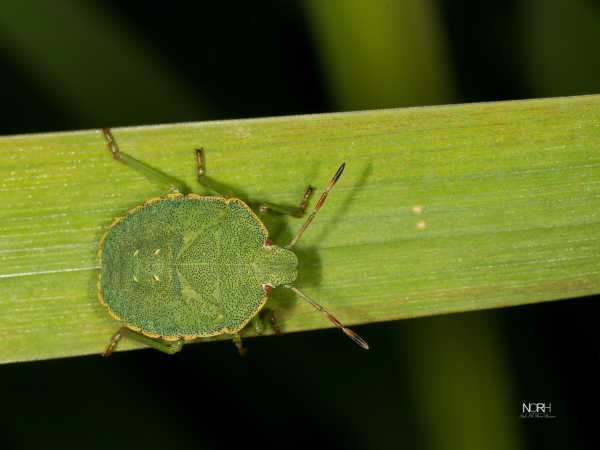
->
[102,127,187,194]
[258,186,314,218]
[102,327,184,356]
[251,314,265,335]
[286,163,345,248]
[232,333,247,356]
[251,308,282,336]
[195,149,231,196]
[263,308,282,335]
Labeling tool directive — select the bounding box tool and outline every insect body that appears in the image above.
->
[99,128,368,356]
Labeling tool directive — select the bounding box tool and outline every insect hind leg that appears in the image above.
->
[102,127,187,194]
[102,327,184,356]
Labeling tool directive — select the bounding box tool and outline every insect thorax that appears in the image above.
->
[252,245,298,287]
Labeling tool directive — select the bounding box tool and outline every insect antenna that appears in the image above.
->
[283,284,369,350]
[286,163,345,248]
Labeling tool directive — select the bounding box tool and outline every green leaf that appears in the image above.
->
[1,95,599,363]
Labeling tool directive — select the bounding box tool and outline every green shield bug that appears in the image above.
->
[98,128,368,356]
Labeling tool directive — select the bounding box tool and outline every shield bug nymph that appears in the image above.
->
[98,128,368,356]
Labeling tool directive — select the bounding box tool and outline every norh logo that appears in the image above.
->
[520,402,555,419]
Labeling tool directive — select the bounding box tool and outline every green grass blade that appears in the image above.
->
[1,95,599,363]
[304,0,455,109]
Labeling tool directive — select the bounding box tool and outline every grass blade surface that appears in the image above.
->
[1,95,599,363]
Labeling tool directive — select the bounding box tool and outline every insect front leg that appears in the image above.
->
[251,308,282,336]
[102,327,184,357]
[258,186,314,218]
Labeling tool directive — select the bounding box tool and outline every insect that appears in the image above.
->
[98,128,368,356]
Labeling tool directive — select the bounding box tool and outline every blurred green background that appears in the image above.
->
[2,1,600,449]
